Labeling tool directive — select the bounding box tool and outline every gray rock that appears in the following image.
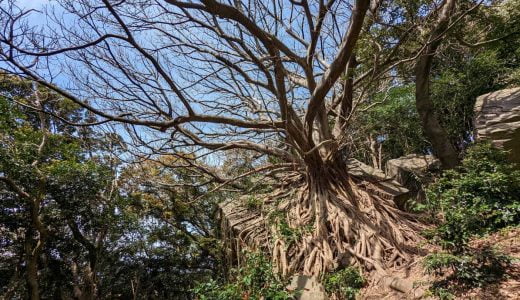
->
[288,275,328,300]
[386,154,440,209]
[474,87,520,163]
[346,158,410,207]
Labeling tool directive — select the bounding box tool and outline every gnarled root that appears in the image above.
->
[266,167,424,277]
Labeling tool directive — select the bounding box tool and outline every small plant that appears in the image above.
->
[423,253,462,276]
[424,248,510,287]
[428,286,455,300]
[245,195,263,210]
[323,266,365,300]
[269,210,305,245]
[192,252,294,300]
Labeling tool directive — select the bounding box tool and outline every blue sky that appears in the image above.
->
[16,0,50,9]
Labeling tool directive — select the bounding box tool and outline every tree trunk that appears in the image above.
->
[414,0,460,169]
[415,56,460,169]
[24,228,40,300]
[368,134,379,169]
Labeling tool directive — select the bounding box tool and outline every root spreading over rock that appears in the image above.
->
[220,160,425,278]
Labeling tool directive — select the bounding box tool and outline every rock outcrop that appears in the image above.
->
[346,158,410,205]
[218,160,412,299]
[474,87,520,163]
[219,196,267,267]
[386,154,440,208]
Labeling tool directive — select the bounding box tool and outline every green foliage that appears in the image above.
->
[353,85,430,165]
[424,143,520,252]
[432,49,517,147]
[424,249,510,287]
[431,0,520,148]
[424,248,511,299]
[426,286,455,300]
[193,252,294,300]
[323,266,365,300]
[245,195,263,210]
[0,82,126,298]
[269,210,313,246]
[0,79,224,299]
[421,143,518,298]
[277,218,301,244]
[423,253,461,276]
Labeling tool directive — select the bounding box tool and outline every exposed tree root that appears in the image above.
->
[236,165,425,278]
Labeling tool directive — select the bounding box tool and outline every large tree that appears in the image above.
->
[0,0,493,276]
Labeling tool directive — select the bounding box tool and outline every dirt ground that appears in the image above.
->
[360,227,520,300]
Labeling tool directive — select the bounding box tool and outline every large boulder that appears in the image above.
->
[346,158,410,207]
[474,87,520,163]
[218,196,268,267]
[386,154,440,208]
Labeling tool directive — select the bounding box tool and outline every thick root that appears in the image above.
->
[265,168,424,276]
[228,164,425,279]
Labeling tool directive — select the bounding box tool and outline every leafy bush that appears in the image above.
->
[421,143,518,296]
[323,266,365,300]
[192,252,294,300]
[424,143,520,252]
[426,286,455,300]
[269,210,313,246]
[424,248,510,287]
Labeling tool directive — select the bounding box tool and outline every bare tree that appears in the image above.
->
[0,0,478,278]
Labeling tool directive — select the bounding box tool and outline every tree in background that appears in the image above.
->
[0,74,122,299]
[430,0,520,150]
[349,85,429,169]
[0,75,226,299]
[348,0,520,169]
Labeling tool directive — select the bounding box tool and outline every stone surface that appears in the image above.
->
[346,158,410,206]
[218,197,267,266]
[287,275,328,300]
[386,154,440,179]
[386,154,440,208]
[474,87,520,163]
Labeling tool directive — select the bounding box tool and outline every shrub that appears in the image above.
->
[323,266,365,300]
[245,195,262,210]
[421,143,518,297]
[192,252,294,300]
[424,248,510,287]
[424,143,520,252]
[427,286,455,300]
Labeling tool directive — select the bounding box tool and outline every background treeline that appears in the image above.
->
[0,75,230,299]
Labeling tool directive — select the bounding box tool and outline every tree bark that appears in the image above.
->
[333,55,357,137]
[415,0,460,169]
[24,228,40,300]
